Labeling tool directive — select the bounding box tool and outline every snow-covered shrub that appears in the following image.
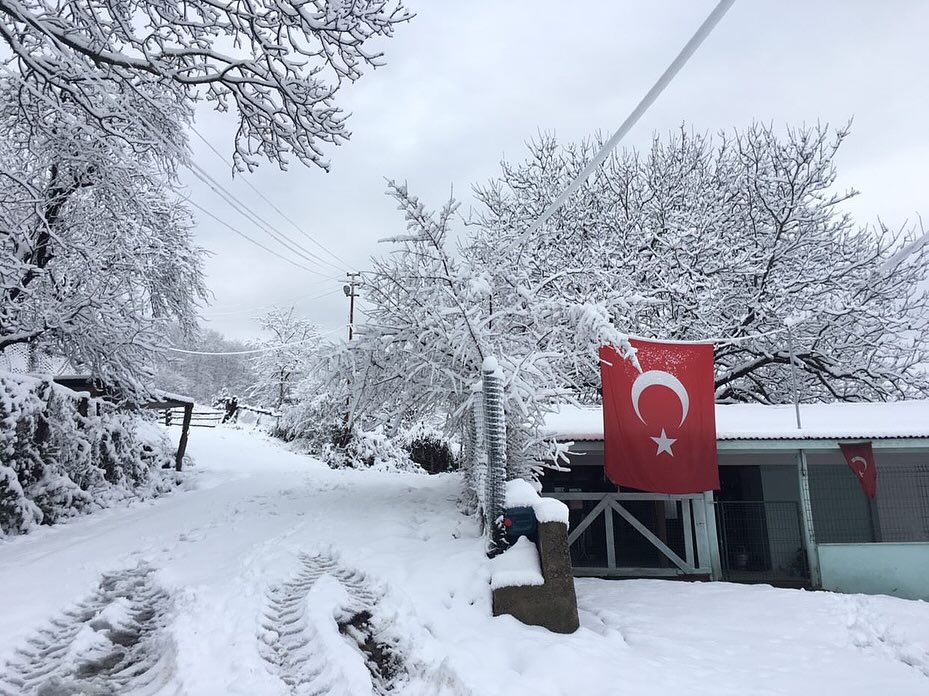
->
[323,426,422,473]
[0,465,42,534]
[278,387,424,472]
[276,389,349,448]
[399,422,457,474]
[0,372,176,535]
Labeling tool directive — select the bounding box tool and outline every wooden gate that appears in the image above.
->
[545,491,721,578]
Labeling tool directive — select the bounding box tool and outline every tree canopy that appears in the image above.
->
[0,0,411,171]
[0,0,410,390]
[469,124,929,403]
[0,81,206,392]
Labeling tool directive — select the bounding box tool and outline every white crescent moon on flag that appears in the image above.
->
[631,370,689,426]
[851,455,868,472]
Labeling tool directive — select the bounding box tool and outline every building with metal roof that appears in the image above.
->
[539,401,929,601]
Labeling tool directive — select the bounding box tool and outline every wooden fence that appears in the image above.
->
[160,404,281,429]
[161,407,223,428]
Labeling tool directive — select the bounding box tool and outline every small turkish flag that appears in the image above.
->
[600,340,719,494]
[839,442,877,499]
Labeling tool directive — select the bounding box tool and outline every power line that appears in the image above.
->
[508,0,737,253]
[201,280,335,315]
[186,160,345,276]
[189,125,351,269]
[186,157,344,274]
[164,325,347,356]
[0,63,341,278]
[187,200,332,274]
[4,57,343,278]
[200,287,342,318]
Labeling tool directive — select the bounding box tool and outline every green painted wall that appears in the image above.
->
[818,543,929,601]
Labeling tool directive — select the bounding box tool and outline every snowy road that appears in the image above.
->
[1,427,928,695]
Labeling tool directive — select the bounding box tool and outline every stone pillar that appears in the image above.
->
[492,521,580,634]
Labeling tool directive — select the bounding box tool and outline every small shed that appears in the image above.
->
[52,376,195,471]
[541,401,929,601]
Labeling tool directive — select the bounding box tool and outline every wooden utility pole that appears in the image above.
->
[343,272,360,341]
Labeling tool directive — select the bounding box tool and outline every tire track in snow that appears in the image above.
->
[0,563,180,696]
[258,549,406,695]
[258,549,475,696]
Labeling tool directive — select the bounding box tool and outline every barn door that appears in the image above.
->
[546,492,719,578]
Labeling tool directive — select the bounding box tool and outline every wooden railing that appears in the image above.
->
[161,406,223,428]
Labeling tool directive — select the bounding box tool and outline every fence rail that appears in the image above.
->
[159,401,283,430]
[161,407,223,428]
[547,491,713,577]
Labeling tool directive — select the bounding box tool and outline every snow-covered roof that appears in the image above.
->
[542,400,929,442]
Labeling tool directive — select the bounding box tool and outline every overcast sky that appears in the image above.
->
[183,0,929,343]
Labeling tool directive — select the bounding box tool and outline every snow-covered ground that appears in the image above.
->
[1,427,928,695]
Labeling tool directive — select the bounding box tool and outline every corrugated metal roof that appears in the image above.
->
[542,401,929,442]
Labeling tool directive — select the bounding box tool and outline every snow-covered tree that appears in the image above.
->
[0,79,206,393]
[339,182,634,477]
[152,326,257,403]
[249,307,320,409]
[0,0,411,171]
[470,124,929,403]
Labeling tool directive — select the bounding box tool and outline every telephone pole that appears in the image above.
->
[343,272,361,341]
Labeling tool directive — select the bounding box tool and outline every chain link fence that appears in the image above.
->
[807,455,929,544]
[716,501,808,584]
[460,357,510,556]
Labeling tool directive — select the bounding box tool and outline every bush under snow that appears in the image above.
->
[0,372,177,535]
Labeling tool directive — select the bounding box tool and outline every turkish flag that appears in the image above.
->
[600,340,719,494]
[839,442,877,499]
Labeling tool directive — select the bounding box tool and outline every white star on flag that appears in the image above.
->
[651,429,677,456]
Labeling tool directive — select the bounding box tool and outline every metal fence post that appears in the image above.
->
[482,357,507,555]
[702,490,723,580]
[797,449,822,588]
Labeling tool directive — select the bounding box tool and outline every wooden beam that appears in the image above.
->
[548,491,698,502]
[566,497,610,546]
[175,403,193,471]
[718,438,929,452]
[572,567,703,577]
[610,500,696,573]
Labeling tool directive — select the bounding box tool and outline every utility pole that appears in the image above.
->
[786,322,802,430]
[342,273,361,435]
[343,272,360,341]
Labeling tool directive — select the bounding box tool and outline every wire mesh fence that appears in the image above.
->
[716,501,809,584]
[806,455,929,543]
[459,358,510,556]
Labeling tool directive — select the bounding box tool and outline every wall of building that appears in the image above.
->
[818,542,929,601]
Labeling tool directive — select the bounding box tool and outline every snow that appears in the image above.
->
[482,356,503,377]
[505,477,570,525]
[2,427,929,694]
[543,400,929,441]
[489,536,545,590]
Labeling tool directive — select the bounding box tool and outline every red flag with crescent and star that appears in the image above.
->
[600,339,719,494]
[839,441,877,499]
